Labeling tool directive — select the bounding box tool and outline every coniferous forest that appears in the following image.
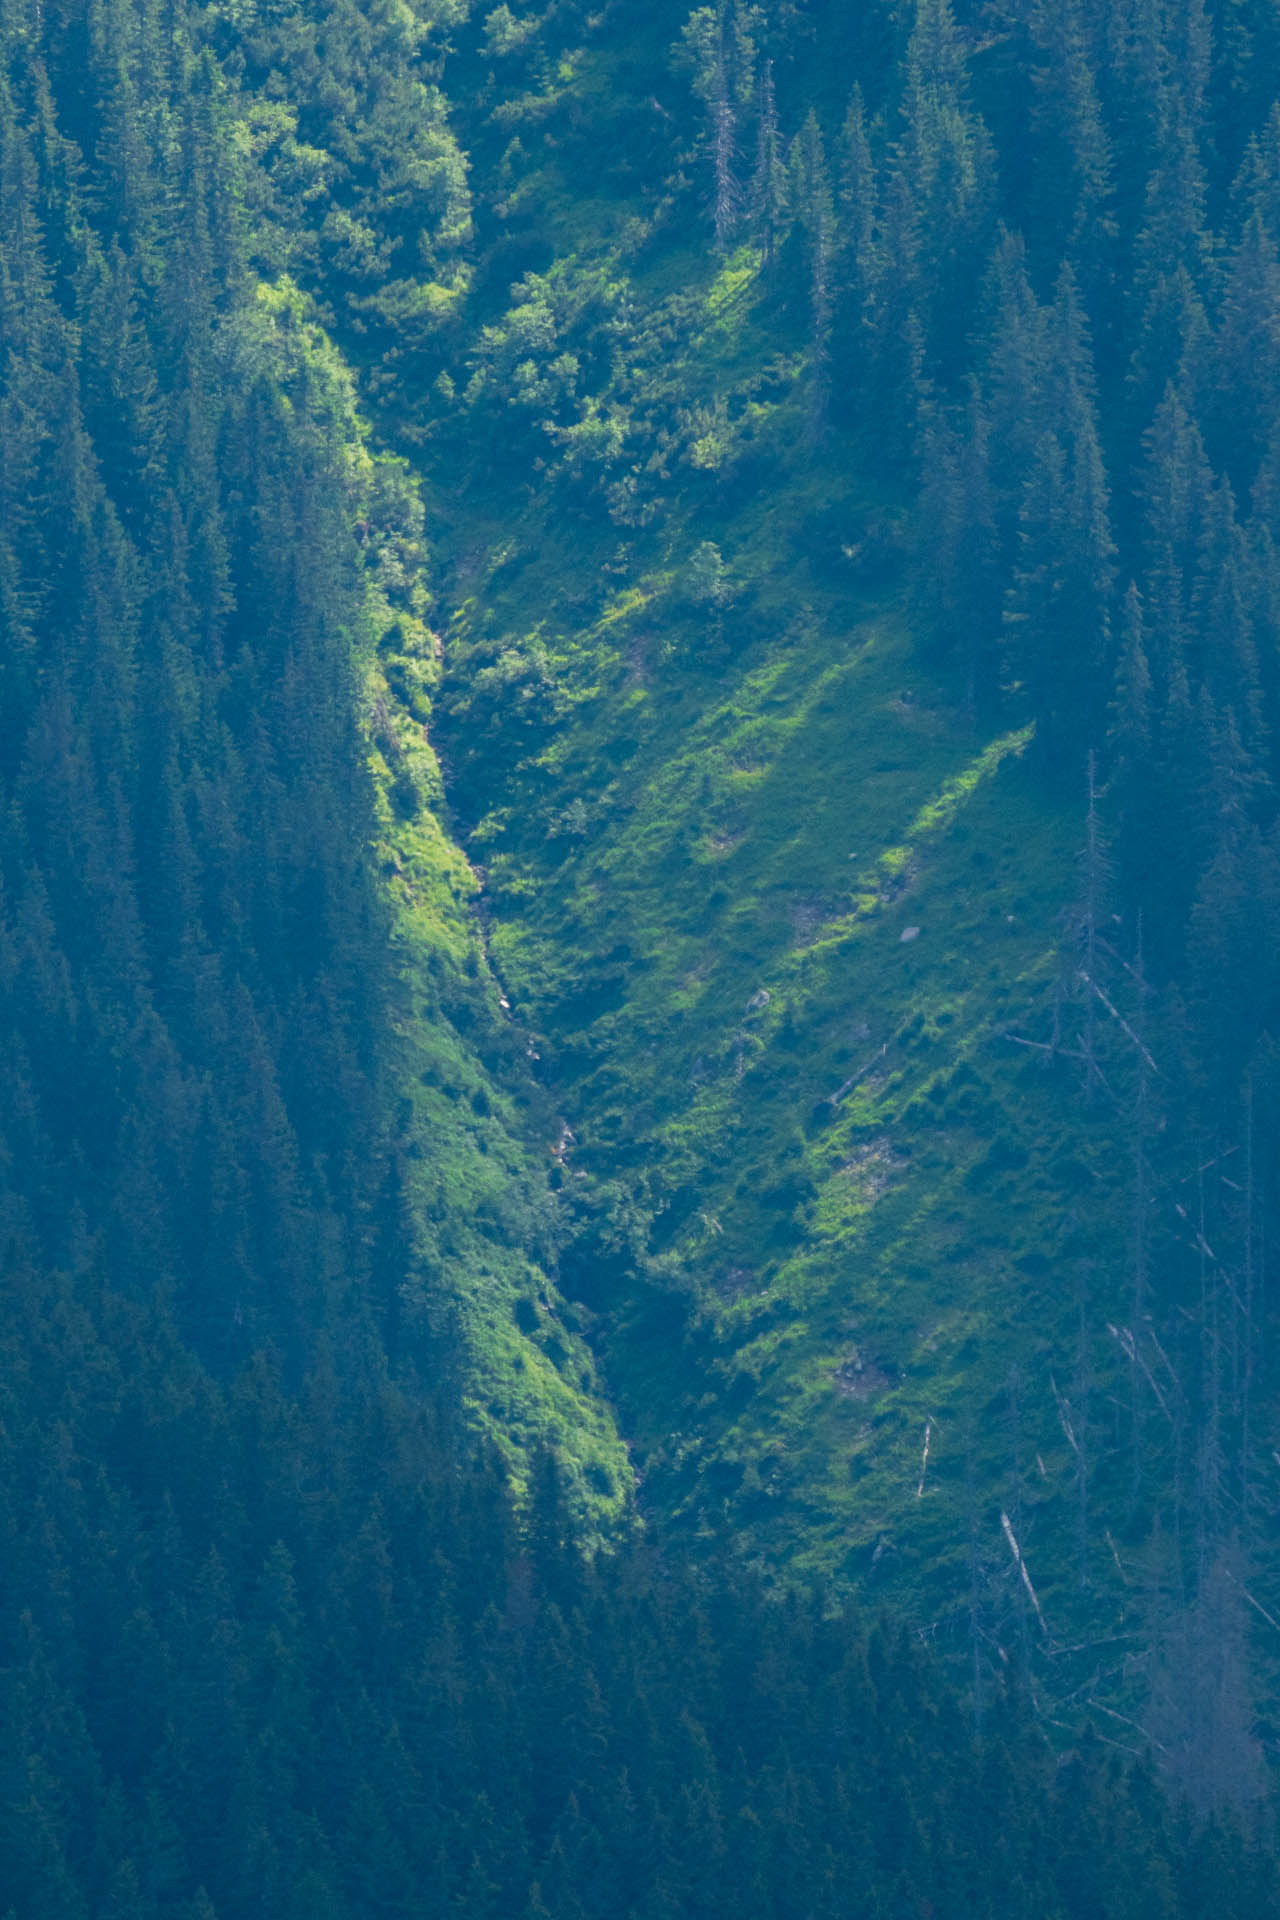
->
[8,0,1280,1910]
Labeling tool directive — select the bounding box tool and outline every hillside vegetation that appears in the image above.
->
[327,0,1280,1768]
[5,0,1280,1907]
[192,0,1280,1761]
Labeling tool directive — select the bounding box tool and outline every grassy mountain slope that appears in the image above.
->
[409,35,1147,1664]
[361,455,633,1532]
[226,0,1275,1736]
[436,407,1128,1632]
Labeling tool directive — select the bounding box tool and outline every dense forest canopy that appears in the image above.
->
[6,0,1280,1911]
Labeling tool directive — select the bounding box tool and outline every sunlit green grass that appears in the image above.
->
[408,63,1144,1653]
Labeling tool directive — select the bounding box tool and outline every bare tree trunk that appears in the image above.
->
[1241,1079,1255,1534]
[1074,1263,1091,1592]
[1171,1313,1187,1606]
[1258,1170,1267,1393]
[1131,912,1150,1502]
[1007,1365,1031,1670]
[1195,1165,1225,1590]
[1079,749,1105,1105]
[965,1430,984,1736]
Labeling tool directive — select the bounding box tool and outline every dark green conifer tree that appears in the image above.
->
[1210,208,1280,486]
[1003,395,1115,765]
[1024,0,1115,285]
[1137,383,1216,687]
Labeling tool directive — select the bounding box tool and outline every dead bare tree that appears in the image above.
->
[1240,1080,1255,1532]
[708,12,745,252]
[1006,1365,1033,1669]
[1007,750,1131,1105]
[1078,750,1107,1103]
[751,58,784,273]
[1195,1166,1226,1590]
[1073,1262,1092,1592]
[964,1429,985,1735]
[685,2,748,253]
[1130,913,1151,1501]
[1145,1539,1268,1823]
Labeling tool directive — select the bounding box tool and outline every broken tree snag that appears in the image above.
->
[1105,1528,1129,1584]
[1050,1374,1080,1456]
[1001,1511,1050,1638]
[1242,1079,1256,1530]
[1078,749,1107,1105]
[1107,1322,1174,1423]
[1003,1033,1121,1100]
[916,1416,933,1498]
[826,1040,889,1107]
[1224,1566,1280,1636]
[1130,911,1151,1500]
[1078,969,1159,1073]
[1073,1263,1092,1594]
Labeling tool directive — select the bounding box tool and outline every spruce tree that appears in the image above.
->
[1003,394,1114,766]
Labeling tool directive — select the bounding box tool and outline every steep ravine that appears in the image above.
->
[266,0,1280,1748]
